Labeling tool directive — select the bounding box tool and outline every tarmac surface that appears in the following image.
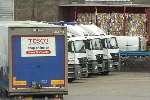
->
[64,72,150,100]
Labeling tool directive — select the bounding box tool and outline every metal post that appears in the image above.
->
[12,0,14,21]
[32,0,35,20]
[145,8,150,46]
[145,8,148,35]
[123,6,126,36]
[74,7,77,22]
[95,7,98,25]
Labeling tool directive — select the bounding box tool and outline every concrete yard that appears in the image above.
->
[64,72,150,100]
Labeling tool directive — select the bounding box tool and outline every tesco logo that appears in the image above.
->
[28,38,48,45]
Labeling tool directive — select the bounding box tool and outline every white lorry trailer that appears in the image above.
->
[115,36,146,51]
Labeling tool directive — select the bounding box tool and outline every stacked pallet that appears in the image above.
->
[77,13,95,24]
[77,13,147,36]
[126,14,147,36]
[97,13,124,35]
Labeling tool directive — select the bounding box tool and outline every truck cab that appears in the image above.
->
[84,36,104,74]
[68,37,88,81]
[103,35,119,70]
[80,24,119,73]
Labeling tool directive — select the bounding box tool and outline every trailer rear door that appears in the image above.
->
[11,35,65,88]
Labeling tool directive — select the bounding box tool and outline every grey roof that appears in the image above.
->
[85,0,130,1]
[60,3,150,7]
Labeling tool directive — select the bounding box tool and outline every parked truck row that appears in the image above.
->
[67,24,120,81]
[47,22,120,81]
[61,22,146,81]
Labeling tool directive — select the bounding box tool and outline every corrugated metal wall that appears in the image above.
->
[0,0,14,21]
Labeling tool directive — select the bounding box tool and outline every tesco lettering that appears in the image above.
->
[21,37,56,57]
[28,38,49,45]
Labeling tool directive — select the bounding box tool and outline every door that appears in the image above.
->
[12,35,65,88]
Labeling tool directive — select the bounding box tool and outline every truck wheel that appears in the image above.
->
[81,72,88,78]
[10,96,24,100]
[0,89,8,99]
[101,71,109,75]
[52,94,63,100]
[92,61,99,74]
[68,78,75,82]
[85,72,89,78]
[97,67,102,74]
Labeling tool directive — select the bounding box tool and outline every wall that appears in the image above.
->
[14,0,69,21]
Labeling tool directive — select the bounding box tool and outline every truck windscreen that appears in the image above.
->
[101,39,108,48]
[108,37,118,49]
[74,40,86,53]
[91,38,103,50]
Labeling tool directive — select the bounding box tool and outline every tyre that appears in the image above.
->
[101,71,109,75]
[68,78,75,82]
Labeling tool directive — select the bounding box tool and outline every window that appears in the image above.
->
[91,38,102,50]
[74,40,86,53]
[101,39,108,48]
[68,41,74,52]
[108,37,118,49]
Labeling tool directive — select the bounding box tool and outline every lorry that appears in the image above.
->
[84,36,105,74]
[0,21,68,99]
[67,25,89,80]
[68,36,88,81]
[104,35,120,70]
[80,24,119,71]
